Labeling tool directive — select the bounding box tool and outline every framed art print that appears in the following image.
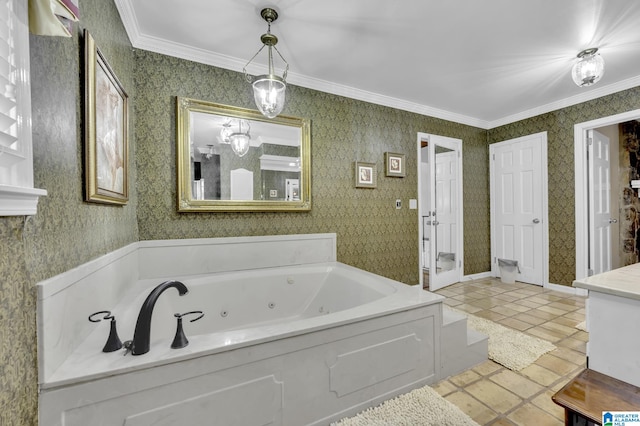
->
[84,30,129,205]
[355,162,377,188]
[385,152,405,177]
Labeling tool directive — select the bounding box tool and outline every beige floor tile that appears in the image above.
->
[507,404,563,426]
[444,391,498,425]
[498,317,533,331]
[490,305,523,317]
[473,360,504,377]
[456,303,484,313]
[519,364,562,387]
[513,299,545,309]
[499,303,531,313]
[470,298,504,310]
[572,330,589,342]
[563,310,585,321]
[525,326,566,343]
[493,293,521,303]
[489,418,518,425]
[525,310,558,321]
[450,368,483,387]
[531,390,566,421]
[549,347,586,366]
[433,279,587,426]
[474,310,507,322]
[534,354,582,377]
[539,321,578,336]
[515,313,547,326]
[547,301,580,312]
[443,298,464,307]
[553,315,582,328]
[432,379,458,397]
[465,380,523,414]
[489,369,544,399]
[536,305,569,316]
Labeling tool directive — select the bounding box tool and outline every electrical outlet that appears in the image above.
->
[396,199,401,209]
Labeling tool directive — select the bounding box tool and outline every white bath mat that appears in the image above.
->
[332,385,479,426]
[451,308,556,371]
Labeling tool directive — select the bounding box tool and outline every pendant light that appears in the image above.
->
[243,8,289,118]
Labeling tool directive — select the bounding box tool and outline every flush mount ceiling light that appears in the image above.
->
[243,8,289,119]
[571,48,605,87]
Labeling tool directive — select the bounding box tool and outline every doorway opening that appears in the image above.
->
[575,109,640,281]
[417,133,464,291]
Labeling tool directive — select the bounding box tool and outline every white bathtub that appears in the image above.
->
[38,235,446,425]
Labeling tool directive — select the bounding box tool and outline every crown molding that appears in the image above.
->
[487,75,640,129]
[114,1,640,131]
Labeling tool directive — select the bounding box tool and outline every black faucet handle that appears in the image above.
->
[171,311,204,349]
[174,311,204,322]
[88,310,113,322]
[88,310,123,352]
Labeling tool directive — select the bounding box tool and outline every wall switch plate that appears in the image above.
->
[409,199,417,209]
[396,199,401,209]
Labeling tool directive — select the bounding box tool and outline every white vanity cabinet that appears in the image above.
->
[574,263,640,388]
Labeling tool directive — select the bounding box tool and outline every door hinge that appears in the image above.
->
[587,136,593,146]
[588,269,594,277]
[492,153,495,160]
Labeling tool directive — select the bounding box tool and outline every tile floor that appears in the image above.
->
[430,277,588,426]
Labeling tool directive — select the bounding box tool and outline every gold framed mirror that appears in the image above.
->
[176,97,311,212]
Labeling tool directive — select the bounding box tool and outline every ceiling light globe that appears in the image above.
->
[252,75,286,119]
[571,49,604,87]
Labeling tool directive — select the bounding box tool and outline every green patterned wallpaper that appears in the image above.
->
[0,0,137,423]
[488,87,640,285]
[134,50,489,283]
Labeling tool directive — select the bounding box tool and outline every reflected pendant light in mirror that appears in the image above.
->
[243,8,289,118]
[229,119,251,157]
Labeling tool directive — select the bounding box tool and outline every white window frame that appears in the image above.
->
[0,0,46,215]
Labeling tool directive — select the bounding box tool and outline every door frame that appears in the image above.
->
[574,109,640,281]
[489,132,549,286]
[416,132,464,289]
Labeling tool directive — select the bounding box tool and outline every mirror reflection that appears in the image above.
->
[176,97,311,212]
[434,144,457,274]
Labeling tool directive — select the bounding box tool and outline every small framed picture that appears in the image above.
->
[385,152,405,177]
[355,162,377,188]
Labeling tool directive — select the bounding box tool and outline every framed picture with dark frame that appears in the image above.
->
[354,162,377,188]
[385,152,405,177]
[84,29,129,205]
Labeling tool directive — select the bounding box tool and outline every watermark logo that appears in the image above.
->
[603,412,640,426]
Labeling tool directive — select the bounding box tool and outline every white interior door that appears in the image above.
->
[490,132,548,285]
[588,129,613,275]
[419,134,463,291]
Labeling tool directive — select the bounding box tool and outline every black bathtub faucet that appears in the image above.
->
[130,280,189,355]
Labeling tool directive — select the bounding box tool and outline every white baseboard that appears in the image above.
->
[545,281,587,296]
[462,271,493,281]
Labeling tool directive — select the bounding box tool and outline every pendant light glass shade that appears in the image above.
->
[252,74,286,118]
[230,133,251,157]
[228,119,251,157]
[243,8,289,119]
[571,48,604,87]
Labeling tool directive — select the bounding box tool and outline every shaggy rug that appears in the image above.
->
[453,308,557,371]
[332,385,479,426]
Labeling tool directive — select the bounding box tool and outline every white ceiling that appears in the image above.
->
[115,0,640,129]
